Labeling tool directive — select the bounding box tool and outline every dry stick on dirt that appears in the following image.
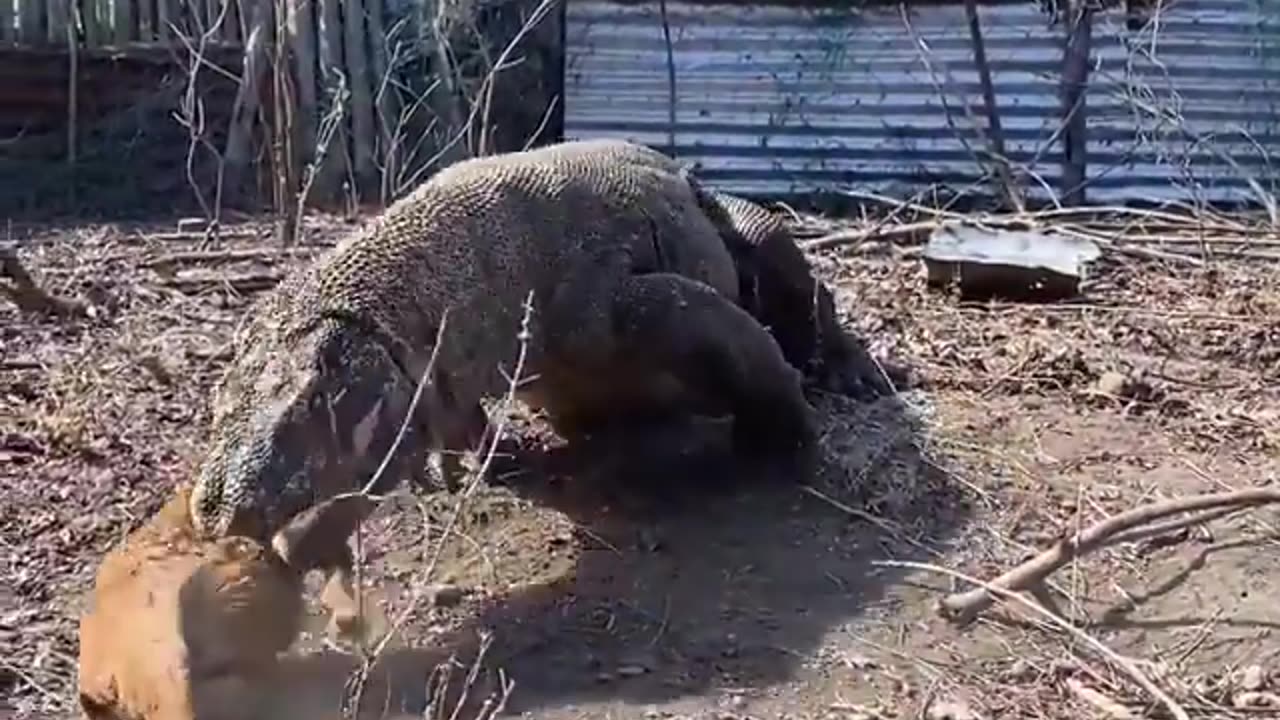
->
[876,559,1192,720]
[938,486,1280,626]
[0,247,88,318]
[801,208,1227,266]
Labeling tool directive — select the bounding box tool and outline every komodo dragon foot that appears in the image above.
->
[269,493,389,651]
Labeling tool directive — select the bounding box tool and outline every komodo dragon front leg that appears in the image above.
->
[538,248,819,468]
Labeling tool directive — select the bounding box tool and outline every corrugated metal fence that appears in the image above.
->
[563,0,1280,205]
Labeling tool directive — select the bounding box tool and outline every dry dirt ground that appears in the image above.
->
[2,211,1278,720]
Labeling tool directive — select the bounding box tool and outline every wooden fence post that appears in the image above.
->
[47,0,68,42]
[18,0,45,44]
[342,0,376,200]
[0,0,11,42]
[115,0,133,44]
[1060,0,1093,206]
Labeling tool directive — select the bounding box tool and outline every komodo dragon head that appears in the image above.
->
[190,312,435,548]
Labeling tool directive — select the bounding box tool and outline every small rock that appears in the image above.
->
[617,665,649,677]
[428,584,465,608]
[1094,371,1129,398]
[1239,664,1267,691]
[595,672,614,684]
[1004,659,1036,681]
[1049,658,1080,676]
[842,652,879,670]
[926,698,980,720]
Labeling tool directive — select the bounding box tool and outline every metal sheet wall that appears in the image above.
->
[563,0,1280,205]
[1088,0,1280,203]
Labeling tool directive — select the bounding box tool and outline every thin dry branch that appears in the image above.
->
[0,247,88,319]
[939,487,1280,625]
[878,559,1191,720]
[141,248,320,269]
[161,272,283,295]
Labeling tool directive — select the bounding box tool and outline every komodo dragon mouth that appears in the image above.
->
[192,308,443,544]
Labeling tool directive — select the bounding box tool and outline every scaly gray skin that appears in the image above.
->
[691,187,895,400]
[530,140,892,400]
[189,139,818,637]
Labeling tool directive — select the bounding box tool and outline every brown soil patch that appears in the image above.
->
[2,212,1278,719]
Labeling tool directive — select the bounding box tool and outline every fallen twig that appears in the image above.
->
[161,272,283,295]
[142,247,320,269]
[801,220,939,250]
[1064,677,1137,718]
[938,486,1280,625]
[135,228,263,243]
[877,559,1191,720]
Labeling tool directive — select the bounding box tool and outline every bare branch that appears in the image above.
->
[938,487,1280,625]
[878,559,1191,720]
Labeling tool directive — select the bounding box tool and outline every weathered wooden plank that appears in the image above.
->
[316,0,350,197]
[221,0,239,42]
[0,0,12,42]
[79,0,100,46]
[136,0,155,41]
[365,0,400,198]
[158,0,185,41]
[113,0,134,43]
[288,0,318,166]
[155,0,171,40]
[342,0,376,195]
[0,0,13,42]
[17,0,45,44]
[46,0,67,43]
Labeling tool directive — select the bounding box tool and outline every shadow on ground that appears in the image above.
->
[272,388,974,718]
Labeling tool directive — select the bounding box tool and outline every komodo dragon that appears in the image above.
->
[189,138,819,641]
